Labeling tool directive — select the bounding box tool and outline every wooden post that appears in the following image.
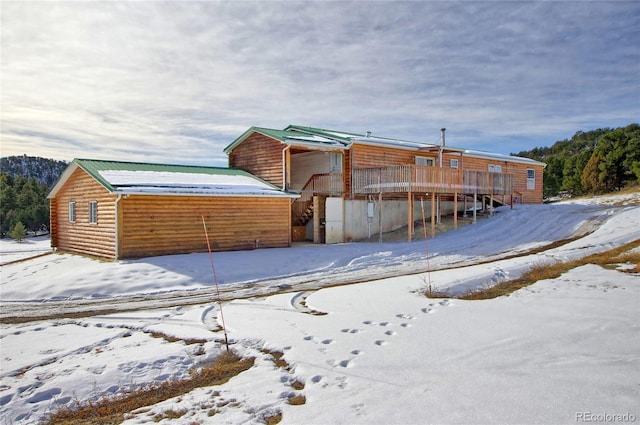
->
[285,147,291,190]
[453,192,458,228]
[378,192,383,243]
[408,191,413,242]
[473,187,478,224]
[313,196,320,244]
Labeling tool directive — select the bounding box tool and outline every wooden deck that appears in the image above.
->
[351,165,513,196]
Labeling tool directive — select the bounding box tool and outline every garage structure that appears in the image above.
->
[48,159,297,259]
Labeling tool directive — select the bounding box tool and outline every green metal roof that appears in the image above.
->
[74,158,249,191]
[284,125,356,142]
[224,125,352,153]
[48,158,296,198]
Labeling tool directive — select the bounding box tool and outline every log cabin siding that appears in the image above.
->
[228,133,284,188]
[51,168,118,258]
[351,144,429,168]
[461,155,544,203]
[119,195,291,258]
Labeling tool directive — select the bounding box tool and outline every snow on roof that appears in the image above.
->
[99,170,296,197]
[462,149,546,166]
[284,134,348,149]
[351,136,438,150]
[48,159,298,198]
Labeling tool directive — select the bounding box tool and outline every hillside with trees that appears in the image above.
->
[513,123,640,199]
[0,156,68,236]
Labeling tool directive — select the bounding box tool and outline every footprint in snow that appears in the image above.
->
[25,387,62,404]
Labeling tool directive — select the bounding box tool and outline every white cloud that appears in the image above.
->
[1,1,638,165]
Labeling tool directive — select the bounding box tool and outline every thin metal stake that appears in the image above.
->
[420,199,432,290]
[201,216,230,351]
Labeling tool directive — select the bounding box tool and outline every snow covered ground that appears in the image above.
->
[1,192,639,424]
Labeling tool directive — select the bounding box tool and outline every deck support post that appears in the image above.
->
[378,192,383,243]
[463,194,468,218]
[408,191,413,242]
[453,192,458,228]
[490,194,494,216]
[313,196,321,244]
[473,189,478,224]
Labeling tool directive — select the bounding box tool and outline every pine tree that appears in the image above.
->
[10,221,27,241]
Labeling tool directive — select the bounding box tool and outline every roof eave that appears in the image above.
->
[113,189,299,198]
[47,160,115,199]
[224,127,289,154]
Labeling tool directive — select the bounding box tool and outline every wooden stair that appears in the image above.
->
[293,200,314,226]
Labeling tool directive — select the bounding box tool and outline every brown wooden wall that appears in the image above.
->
[50,168,118,258]
[119,195,291,258]
[351,144,436,168]
[460,155,544,203]
[228,133,284,188]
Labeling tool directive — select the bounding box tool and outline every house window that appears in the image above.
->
[527,168,535,190]
[450,159,459,169]
[488,164,502,173]
[88,201,98,224]
[68,202,76,223]
[330,153,342,173]
[416,157,434,166]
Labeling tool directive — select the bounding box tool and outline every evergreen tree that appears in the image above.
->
[9,221,27,241]
[581,153,606,194]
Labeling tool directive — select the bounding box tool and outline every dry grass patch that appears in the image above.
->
[452,239,639,300]
[261,349,290,371]
[153,407,188,421]
[44,350,254,425]
[290,379,305,391]
[263,410,283,425]
[287,394,306,406]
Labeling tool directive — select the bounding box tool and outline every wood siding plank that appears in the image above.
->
[119,195,291,258]
[228,133,284,188]
[50,168,118,258]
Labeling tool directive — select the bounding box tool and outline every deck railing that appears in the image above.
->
[352,165,513,195]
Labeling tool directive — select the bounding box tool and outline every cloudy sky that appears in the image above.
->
[2,1,638,166]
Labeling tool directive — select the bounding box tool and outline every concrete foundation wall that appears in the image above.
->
[343,198,460,242]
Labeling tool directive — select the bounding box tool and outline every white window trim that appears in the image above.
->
[88,201,98,224]
[416,156,435,166]
[330,153,342,173]
[450,159,459,169]
[526,168,536,190]
[68,201,76,223]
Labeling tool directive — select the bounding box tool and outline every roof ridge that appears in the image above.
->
[74,158,232,171]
